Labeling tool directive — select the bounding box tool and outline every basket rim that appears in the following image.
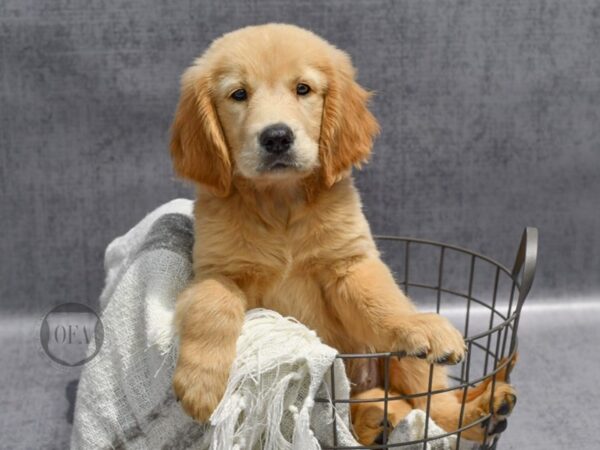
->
[374,234,515,282]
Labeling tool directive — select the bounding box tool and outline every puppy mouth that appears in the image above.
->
[261,155,301,172]
[269,161,294,170]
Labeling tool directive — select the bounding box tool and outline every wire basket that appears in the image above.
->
[316,227,538,450]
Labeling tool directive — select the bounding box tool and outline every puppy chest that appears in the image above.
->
[232,253,328,323]
[262,269,323,306]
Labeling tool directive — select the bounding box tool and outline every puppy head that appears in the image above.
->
[170,24,379,196]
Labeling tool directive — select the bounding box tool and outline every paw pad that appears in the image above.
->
[490,419,508,435]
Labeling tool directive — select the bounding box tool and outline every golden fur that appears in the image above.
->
[169,23,516,445]
[350,356,517,444]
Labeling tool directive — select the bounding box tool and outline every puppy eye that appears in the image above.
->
[296,83,311,96]
[231,89,247,101]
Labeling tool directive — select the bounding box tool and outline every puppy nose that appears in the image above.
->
[259,123,294,154]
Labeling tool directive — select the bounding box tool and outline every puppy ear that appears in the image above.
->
[319,55,380,187]
[170,66,231,197]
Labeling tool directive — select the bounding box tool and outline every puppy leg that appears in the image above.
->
[173,276,246,422]
[325,256,466,364]
[388,357,517,443]
[451,356,518,442]
[453,354,518,403]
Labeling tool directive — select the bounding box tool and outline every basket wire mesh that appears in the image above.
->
[316,227,538,450]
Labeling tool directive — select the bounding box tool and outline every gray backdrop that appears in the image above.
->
[1,1,599,449]
[2,0,599,314]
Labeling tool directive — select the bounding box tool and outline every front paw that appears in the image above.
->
[173,358,230,422]
[392,313,466,364]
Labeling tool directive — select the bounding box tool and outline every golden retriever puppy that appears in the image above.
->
[169,23,516,444]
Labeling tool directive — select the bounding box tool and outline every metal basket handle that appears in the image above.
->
[511,227,539,314]
[506,227,538,372]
